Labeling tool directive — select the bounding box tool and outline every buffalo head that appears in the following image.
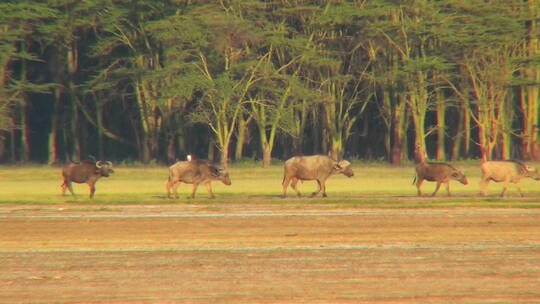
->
[525,166,540,181]
[96,161,114,177]
[450,169,468,185]
[333,160,354,177]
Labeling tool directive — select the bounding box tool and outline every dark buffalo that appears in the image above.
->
[413,162,468,196]
[166,159,231,199]
[282,155,354,198]
[412,144,468,197]
[61,160,114,198]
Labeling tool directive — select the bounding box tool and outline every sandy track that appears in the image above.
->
[1,205,539,303]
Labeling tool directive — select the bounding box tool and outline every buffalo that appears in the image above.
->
[282,155,354,198]
[166,159,231,199]
[412,144,468,197]
[413,162,468,196]
[61,160,114,198]
[480,160,540,197]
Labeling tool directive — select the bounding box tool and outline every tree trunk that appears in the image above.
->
[69,94,81,160]
[463,103,471,158]
[95,101,105,160]
[220,142,229,169]
[9,128,16,161]
[410,98,427,163]
[390,124,404,165]
[450,107,463,161]
[519,0,539,159]
[235,116,249,161]
[478,122,494,161]
[435,91,446,161]
[262,143,272,168]
[0,136,6,162]
[135,83,151,163]
[167,137,176,163]
[19,47,30,163]
[312,109,322,154]
[48,87,62,165]
[291,99,308,156]
[208,138,215,162]
[19,102,31,162]
[408,72,429,164]
[390,95,408,165]
[328,138,343,160]
[140,133,151,163]
[500,100,513,160]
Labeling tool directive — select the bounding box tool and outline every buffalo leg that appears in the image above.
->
[516,185,524,197]
[416,178,424,196]
[311,180,322,197]
[282,176,291,198]
[431,182,442,197]
[88,183,96,199]
[166,180,173,198]
[190,183,200,199]
[321,181,327,198]
[204,182,215,199]
[445,181,451,196]
[500,177,510,197]
[291,178,301,197]
[61,181,75,197]
[479,177,490,196]
[167,180,181,199]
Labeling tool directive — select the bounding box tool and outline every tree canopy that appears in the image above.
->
[1,0,539,166]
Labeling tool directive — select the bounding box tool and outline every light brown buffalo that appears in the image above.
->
[480,160,540,197]
[61,160,114,198]
[282,155,353,198]
[166,159,231,199]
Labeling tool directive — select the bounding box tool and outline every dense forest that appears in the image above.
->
[1,0,539,167]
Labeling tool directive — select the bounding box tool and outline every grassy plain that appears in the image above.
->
[1,161,540,207]
[1,162,540,303]
[0,161,540,208]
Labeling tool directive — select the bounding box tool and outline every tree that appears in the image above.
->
[186,5,263,168]
[88,0,170,163]
[442,0,525,160]
[516,0,540,160]
[0,1,56,162]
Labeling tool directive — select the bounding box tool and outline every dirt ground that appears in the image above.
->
[1,204,539,304]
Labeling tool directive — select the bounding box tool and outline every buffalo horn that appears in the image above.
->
[96,161,104,168]
[106,161,113,167]
[338,160,351,168]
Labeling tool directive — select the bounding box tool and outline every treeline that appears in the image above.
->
[1,0,539,167]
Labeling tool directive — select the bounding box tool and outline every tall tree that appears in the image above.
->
[187,7,262,168]
[442,0,524,160]
[90,0,169,162]
[0,1,56,162]
[517,0,540,159]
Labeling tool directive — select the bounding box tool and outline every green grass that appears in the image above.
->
[1,162,540,207]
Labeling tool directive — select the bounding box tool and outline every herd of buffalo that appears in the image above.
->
[60,152,540,199]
